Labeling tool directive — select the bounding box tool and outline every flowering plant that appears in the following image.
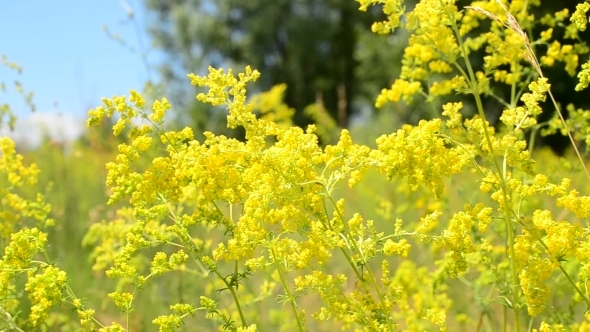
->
[4,0,590,331]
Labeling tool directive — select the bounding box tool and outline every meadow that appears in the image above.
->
[4,0,590,331]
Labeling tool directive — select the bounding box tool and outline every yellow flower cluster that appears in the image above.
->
[5,0,588,330]
[25,265,68,325]
[357,0,404,35]
[373,119,470,198]
[0,137,89,328]
[0,138,53,238]
[0,0,584,331]
[353,1,590,329]
[84,57,488,329]
[500,78,550,130]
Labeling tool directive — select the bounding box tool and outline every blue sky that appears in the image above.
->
[0,0,157,144]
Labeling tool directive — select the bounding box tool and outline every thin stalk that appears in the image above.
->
[503,305,508,332]
[545,90,590,181]
[527,121,550,156]
[450,16,522,332]
[63,283,106,329]
[269,247,306,332]
[213,269,247,327]
[320,195,363,281]
[325,194,394,331]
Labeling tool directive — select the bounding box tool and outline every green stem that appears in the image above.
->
[320,196,363,281]
[269,247,306,332]
[503,305,507,332]
[527,122,550,156]
[214,268,247,327]
[63,283,106,328]
[450,16,522,332]
[325,195,394,331]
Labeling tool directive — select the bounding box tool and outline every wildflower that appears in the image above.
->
[25,266,67,326]
[373,118,470,198]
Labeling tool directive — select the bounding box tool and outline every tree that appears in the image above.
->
[144,0,393,130]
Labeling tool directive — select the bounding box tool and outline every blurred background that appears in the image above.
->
[0,0,405,149]
[3,0,589,150]
[3,0,589,144]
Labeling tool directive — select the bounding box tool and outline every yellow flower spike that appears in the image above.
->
[383,238,411,257]
[357,0,405,34]
[150,97,171,123]
[513,228,559,317]
[108,291,134,311]
[441,102,463,129]
[376,79,422,107]
[87,106,106,126]
[425,308,447,330]
[556,189,590,218]
[374,118,469,198]
[24,266,68,326]
[576,62,590,91]
[534,321,567,332]
[98,322,125,332]
[429,80,454,96]
[129,89,145,108]
[571,2,590,32]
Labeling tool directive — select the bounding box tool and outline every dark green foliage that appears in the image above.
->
[144,0,402,129]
